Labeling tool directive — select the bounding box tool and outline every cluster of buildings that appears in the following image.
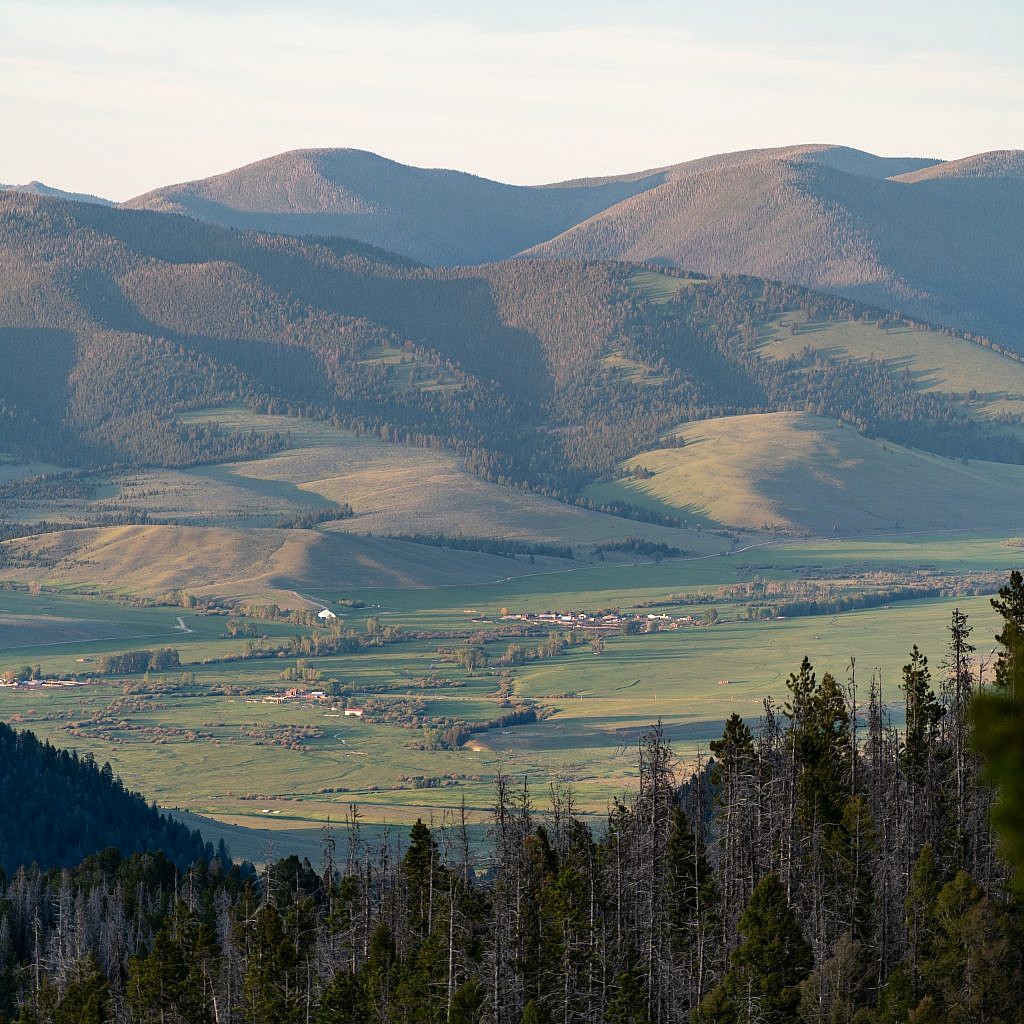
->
[248,688,366,717]
[499,610,695,630]
[250,687,328,704]
[0,677,88,689]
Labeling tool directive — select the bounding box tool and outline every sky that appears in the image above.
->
[1,0,1022,200]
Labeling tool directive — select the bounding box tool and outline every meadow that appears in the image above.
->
[583,412,1024,535]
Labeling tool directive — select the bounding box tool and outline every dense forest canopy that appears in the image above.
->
[0,721,218,876]
[0,580,1021,1023]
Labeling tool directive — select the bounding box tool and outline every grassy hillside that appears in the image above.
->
[0,524,590,601]
[757,311,1024,421]
[172,408,721,548]
[584,412,1024,535]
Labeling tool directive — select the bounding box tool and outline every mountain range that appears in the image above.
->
[2,138,1024,544]
[117,144,1024,350]
[1,187,1022,493]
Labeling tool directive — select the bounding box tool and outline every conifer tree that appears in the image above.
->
[706,874,812,1023]
[900,647,942,782]
[972,574,1024,891]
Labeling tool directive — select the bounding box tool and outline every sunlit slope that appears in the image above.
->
[584,412,1024,535]
[756,312,1024,420]
[0,524,580,600]
[526,150,1024,350]
[168,408,726,550]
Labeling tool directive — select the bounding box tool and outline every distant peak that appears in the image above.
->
[1,180,113,205]
[892,150,1024,183]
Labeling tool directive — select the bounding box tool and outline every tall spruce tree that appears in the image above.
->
[699,874,812,1024]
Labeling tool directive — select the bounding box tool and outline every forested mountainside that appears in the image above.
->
[0,721,216,875]
[120,144,1024,350]
[123,148,668,265]
[121,145,936,267]
[2,192,1021,499]
[1,589,1022,1024]
[525,147,1024,350]
[892,150,1024,183]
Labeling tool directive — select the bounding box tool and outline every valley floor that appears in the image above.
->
[0,530,1013,831]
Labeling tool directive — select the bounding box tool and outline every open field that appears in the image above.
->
[0,591,1002,826]
[583,412,1024,535]
[756,311,1024,420]
[1,531,1017,832]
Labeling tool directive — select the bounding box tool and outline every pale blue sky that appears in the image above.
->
[2,0,1021,200]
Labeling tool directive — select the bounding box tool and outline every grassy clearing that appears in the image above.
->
[757,311,1024,420]
[357,346,463,394]
[600,352,669,387]
[583,412,1024,535]
[627,271,706,303]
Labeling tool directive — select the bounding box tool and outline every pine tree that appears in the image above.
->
[914,872,1016,1023]
[317,970,367,1023]
[605,968,648,1024]
[716,874,812,1023]
[972,574,1024,891]
[52,956,109,1024]
[904,844,940,1004]
[365,922,397,1024]
[448,978,486,1024]
[900,647,942,782]
[405,820,442,946]
[520,998,551,1024]
[990,569,1024,696]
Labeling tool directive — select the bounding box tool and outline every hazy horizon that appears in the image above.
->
[2,0,1022,200]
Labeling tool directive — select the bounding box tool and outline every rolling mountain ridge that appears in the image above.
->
[123,148,669,265]
[121,143,1024,351]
